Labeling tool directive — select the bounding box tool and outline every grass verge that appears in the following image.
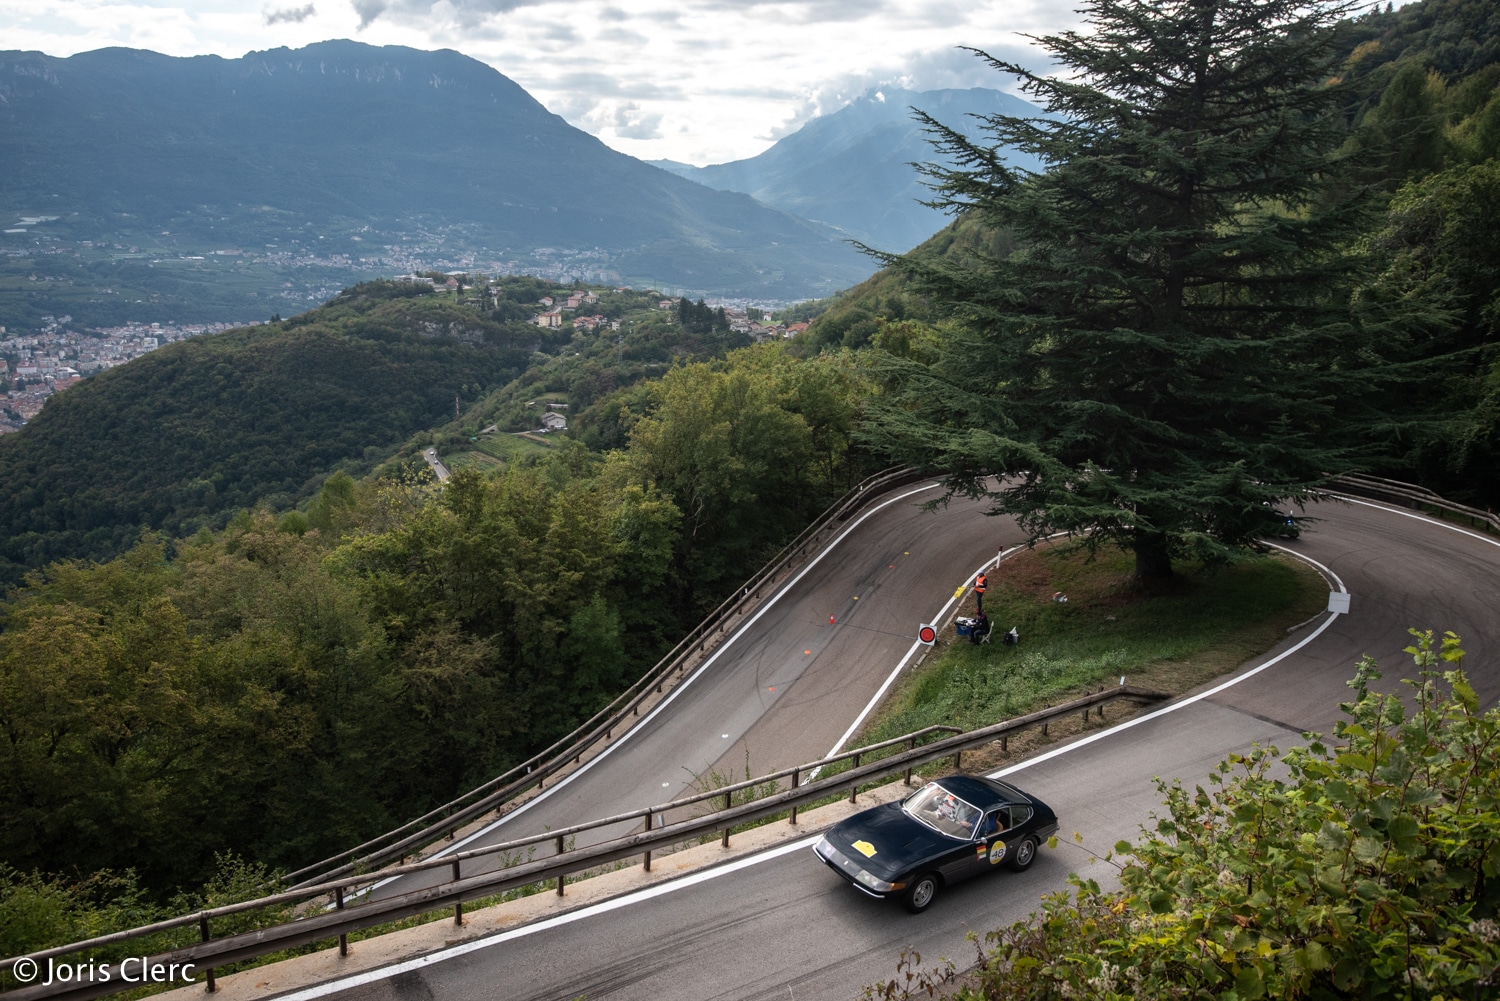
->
[857,544,1327,766]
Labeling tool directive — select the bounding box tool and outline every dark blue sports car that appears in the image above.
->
[813,775,1059,912]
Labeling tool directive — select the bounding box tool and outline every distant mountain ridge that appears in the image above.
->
[0,41,871,297]
[652,87,1049,252]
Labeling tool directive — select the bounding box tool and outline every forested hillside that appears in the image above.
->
[0,282,536,583]
[0,277,777,586]
[0,340,872,914]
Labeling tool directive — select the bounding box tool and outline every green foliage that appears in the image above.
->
[861,0,1449,579]
[1363,62,1451,183]
[0,340,871,927]
[1333,0,1500,110]
[1364,160,1500,503]
[880,630,1500,1001]
[0,854,289,990]
[623,346,871,613]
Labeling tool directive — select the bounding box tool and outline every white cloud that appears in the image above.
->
[265,2,316,24]
[0,0,1082,162]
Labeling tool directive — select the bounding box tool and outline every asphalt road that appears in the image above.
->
[310,494,1500,1001]
[370,482,1024,894]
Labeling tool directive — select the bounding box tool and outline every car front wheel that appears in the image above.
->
[900,872,940,913]
[1007,837,1038,871]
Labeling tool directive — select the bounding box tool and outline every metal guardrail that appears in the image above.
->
[0,683,1167,1001]
[283,468,1479,892]
[277,465,929,889]
[1326,473,1499,535]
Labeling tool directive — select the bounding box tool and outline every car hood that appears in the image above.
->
[826,802,953,876]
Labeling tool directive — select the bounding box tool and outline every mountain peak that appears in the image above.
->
[0,42,871,299]
[670,86,1047,252]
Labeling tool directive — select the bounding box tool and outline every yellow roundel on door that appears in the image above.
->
[852,840,877,858]
[988,840,1008,865]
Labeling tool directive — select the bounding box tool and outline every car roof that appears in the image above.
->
[934,775,1018,810]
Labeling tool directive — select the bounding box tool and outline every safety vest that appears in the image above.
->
[975,573,988,593]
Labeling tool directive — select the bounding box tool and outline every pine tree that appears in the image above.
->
[864,0,1441,579]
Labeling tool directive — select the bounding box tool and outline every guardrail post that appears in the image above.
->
[199,915,216,993]
[953,749,962,770]
[904,739,915,785]
[452,861,463,925]
[1001,735,1008,752]
[789,768,799,824]
[1042,722,1049,736]
[722,792,732,847]
[556,836,566,896]
[335,887,348,957]
[643,812,653,871]
[850,752,861,803]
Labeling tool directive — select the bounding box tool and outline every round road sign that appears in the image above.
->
[918,624,937,645]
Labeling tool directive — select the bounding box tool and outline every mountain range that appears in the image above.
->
[651,87,1048,253]
[0,41,871,298]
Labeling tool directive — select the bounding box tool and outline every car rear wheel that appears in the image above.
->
[1007,837,1038,871]
[900,872,940,913]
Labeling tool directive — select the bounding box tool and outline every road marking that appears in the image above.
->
[283,513,1500,996]
[279,545,1353,1001]
[268,839,816,1001]
[395,482,940,870]
[283,511,1500,998]
[805,542,1035,781]
[1330,494,1500,550]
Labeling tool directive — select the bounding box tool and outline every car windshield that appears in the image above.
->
[902,782,982,840]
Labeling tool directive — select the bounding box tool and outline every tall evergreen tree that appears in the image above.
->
[863,0,1441,579]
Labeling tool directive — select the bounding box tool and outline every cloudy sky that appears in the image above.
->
[0,0,1089,164]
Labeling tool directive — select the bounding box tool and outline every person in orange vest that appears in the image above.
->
[974,571,988,614]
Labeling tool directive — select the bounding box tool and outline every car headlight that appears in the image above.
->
[816,837,905,893]
[854,869,902,893]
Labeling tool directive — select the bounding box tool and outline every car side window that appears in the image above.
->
[982,812,1002,837]
[1007,804,1034,827]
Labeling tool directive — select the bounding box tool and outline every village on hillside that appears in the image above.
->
[2,275,810,435]
[0,316,262,433]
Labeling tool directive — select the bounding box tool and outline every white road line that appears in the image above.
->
[283,502,1500,998]
[398,482,941,866]
[1330,494,1500,550]
[276,550,1350,1001]
[806,543,1033,780]
[269,838,817,1001]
